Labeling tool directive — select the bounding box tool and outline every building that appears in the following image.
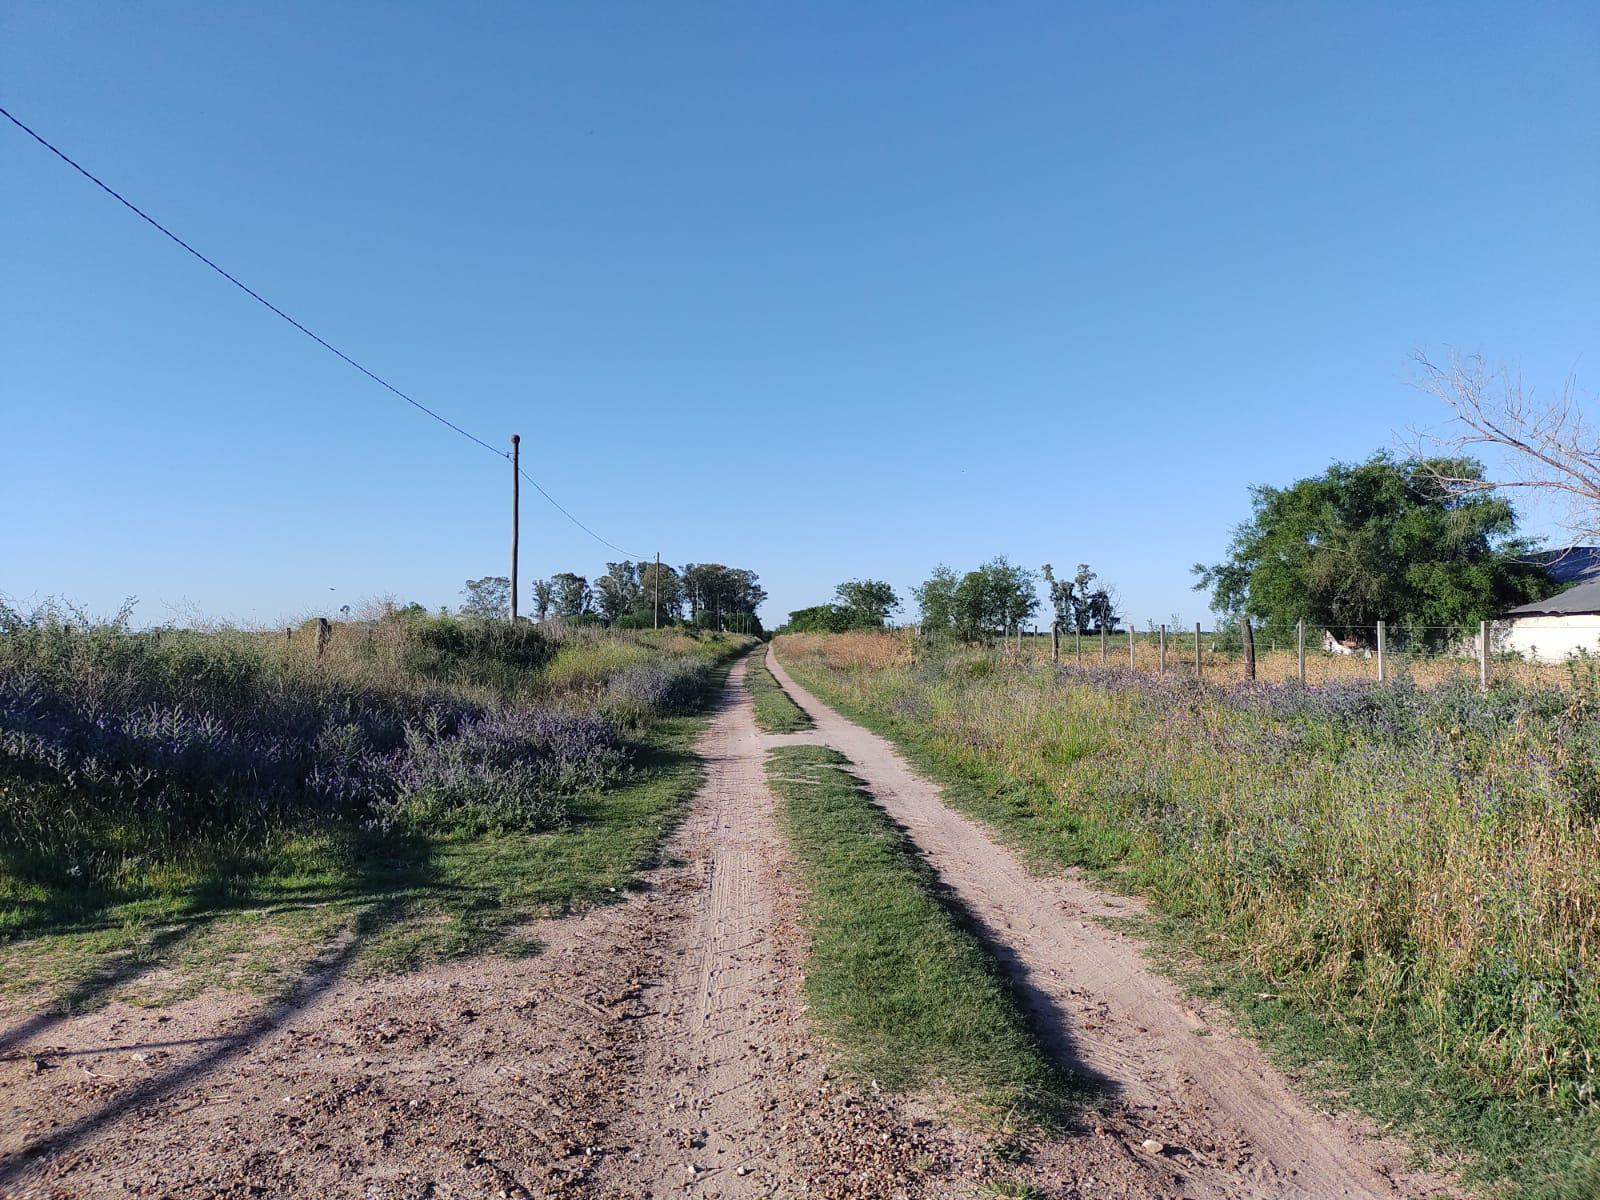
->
[1496,548,1600,662]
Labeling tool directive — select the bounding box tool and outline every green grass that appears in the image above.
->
[765,743,1064,1127]
[744,653,812,733]
[776,642,1600,1200]
[0,655,736,1016]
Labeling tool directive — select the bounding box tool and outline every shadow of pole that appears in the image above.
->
[0,909,225,1058]
[879,806,1121,1108]
[0,896,402,1190]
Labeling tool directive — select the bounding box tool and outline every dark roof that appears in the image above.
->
[1534,547,1600,585]
[1498,547,1600,616]
[1504,577,1600,617]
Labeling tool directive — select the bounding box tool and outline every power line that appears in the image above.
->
[0,103,646,558]
[0,105,502,458]
[519,467,643,559]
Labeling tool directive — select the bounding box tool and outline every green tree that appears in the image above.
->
[549,572,592,618]
[912,565,959,636]
[636,561,684,624]
[595,561,641,623]
[1042,564,1073,631]
[682,563,767,630]
[1193,453,1550,645]
[946,557,1039,641]
[834,579,900,627]
[1069,563,1118,633]
[460,576,510,620]
[783,604,857,633]
[531,579,554,622]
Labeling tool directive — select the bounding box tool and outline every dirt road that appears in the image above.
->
[0,653,1455,1198]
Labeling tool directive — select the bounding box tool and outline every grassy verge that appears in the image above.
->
[1,617,746,1013]
[0,706,716,1005]
[765,742,1063,1128]
[744,651,812,733]
[774,636,1600,1200]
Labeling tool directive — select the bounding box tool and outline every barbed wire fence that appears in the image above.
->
[988,617,1600,691]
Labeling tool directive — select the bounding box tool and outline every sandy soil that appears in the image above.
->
[0,653,1459,1199]
[590,657,1011,1199]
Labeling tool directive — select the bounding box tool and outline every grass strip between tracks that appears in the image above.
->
[744,653,812,733]
[766,742,1066,1130]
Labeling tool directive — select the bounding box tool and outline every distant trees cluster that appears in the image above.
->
[1042,563,1120,634]
[782,559,1122,643]
[912,556,1111,642]
[459,561,767,632]
[785,579,901,633]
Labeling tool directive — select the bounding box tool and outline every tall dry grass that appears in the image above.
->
[776,630,1600,1191]
[1023,630,1594,690]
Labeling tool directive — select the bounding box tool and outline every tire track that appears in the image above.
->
[596,656,1005,1199]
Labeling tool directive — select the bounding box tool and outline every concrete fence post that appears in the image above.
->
[1376,620,1387,683]
[1297,618,1306,685]
[1159,624,1167,675]
[1479,620,1489,692]
[1194,621,1202,680]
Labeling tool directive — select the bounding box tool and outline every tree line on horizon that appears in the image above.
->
[458,561,767,632]
[782,561,1124,642]
[786,447,1571,652]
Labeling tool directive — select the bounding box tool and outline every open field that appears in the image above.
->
[775,630,1600,1198]
[5,605,1592,1198]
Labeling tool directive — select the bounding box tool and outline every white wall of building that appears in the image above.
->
[1499,616,1600,662]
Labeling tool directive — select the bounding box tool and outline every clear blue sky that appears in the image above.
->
[4,3,1597,628]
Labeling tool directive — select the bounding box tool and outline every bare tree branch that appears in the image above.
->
[1411,352,1600,545]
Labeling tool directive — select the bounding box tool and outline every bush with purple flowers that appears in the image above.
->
[378,707,627,834]
[0,601,744,886]
[602,658,716,720]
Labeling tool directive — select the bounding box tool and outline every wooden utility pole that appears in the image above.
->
[1241,616,1256,681]
[654,551,661,630]
[509,434,521,623]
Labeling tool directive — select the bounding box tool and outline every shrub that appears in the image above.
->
[0,603,746,887]
[379,708,626,835]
